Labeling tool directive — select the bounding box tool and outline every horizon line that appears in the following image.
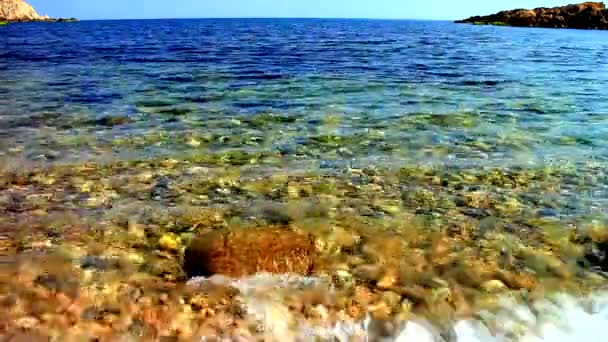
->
[64,17,457,22]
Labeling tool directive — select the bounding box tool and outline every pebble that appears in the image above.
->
[430,237,451,261]
[382,291,403,308]
[186,138,201,147]
[481,279,508,293]
[124,252,146,266]
[8,146,24,154]
[354,264,383,283]
[127,221,146,240]
[377,269,399,289]
[537,208,559,218]
[369,301,392,320]
[80,256,120,271]
[159,233,181,252]
[31,209,48,217]
[328,227,360,248]
[497,270,537,290]
[185,166,209,176]
[335,269,352,280]
[14,317,40,330]
[353,285,377,306]
[310,305,329,321]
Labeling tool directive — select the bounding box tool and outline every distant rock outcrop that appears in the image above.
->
[456,2,608,29]
[0,0,76,22]
[0,0,45,21]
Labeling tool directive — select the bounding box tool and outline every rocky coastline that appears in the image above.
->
[0,0,77,23]
[456,2,608,29]
[4,17,79,23]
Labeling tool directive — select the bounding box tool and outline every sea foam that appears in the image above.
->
[188,274,608,341]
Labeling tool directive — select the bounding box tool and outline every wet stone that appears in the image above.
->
[183,229,317,278]
[537,208,559,218]
[93,116,132,127]
[80,255,121,271]
[481,279,507,293]
[34,273,80,297]
[150,176,172,200]
[259,204,293,225]
[582,240,608,272]
[144,258,186,281]
[461,208,491,219]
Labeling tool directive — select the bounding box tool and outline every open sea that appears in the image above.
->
[1,19,608,341]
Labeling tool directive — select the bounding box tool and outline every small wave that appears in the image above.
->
[188,274,608,341]
[458,80,509,86]
[117,57,218,63]
[166,46,199,52]
[66,92,122,104]
[236,73,285,81]
[159,75,195,82]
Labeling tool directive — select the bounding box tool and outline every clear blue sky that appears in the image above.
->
[29,0,570,20]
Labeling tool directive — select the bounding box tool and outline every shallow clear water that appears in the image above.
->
[2,19,608,169]
[2,19,608,341]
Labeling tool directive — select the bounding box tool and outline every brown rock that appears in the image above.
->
[430,236,451,263]
[0,0,44,21]
[362,235,406,264]
[496,270,537,290]
[353,285,378,306]
[377,268,399,289]
[0,0,77,22]
[510,10,537,26]
[354,264,383,283]
[456,2,608,30]
[391,285,428,303]
[443,259,496,289]
[183,229,317,278]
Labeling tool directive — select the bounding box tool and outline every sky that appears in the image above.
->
[29,0,571,21]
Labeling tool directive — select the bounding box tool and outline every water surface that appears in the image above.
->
[2,19,608,169]
[1,19,608,340]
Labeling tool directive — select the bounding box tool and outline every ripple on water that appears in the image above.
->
[1,19,608,339]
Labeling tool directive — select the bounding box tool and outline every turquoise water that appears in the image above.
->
[3,19,608,340]
[2,19,608,168]
[2,19,608,220]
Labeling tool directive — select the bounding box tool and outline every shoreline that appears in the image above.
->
[456,2,608,30]
[1,15,607,340]
[2,155,607,339]
[0,17,78,23]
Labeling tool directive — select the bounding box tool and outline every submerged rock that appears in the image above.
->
[92,116,132,127]
[183,229,317,278]
[456,2,608,30]
[158,233,181,252]
[583,240,608,272]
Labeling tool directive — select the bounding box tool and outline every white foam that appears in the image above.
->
[188,275,608,341]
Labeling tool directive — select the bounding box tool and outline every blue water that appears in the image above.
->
[2,19,608,169]
[4,20,608,338]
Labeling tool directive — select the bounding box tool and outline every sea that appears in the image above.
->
[1,19,608,341]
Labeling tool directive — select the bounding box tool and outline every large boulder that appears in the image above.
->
[456,2,608,30]
[183,228,318,278]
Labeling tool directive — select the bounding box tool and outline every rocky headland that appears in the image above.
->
[456,2,608,29]
[0,0,77,23]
